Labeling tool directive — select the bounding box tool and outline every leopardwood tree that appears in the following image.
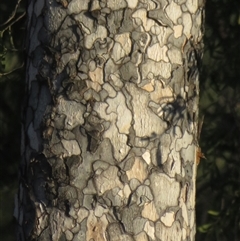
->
[15,0,205,240]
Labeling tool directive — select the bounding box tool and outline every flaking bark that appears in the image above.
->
[15,0,205,240]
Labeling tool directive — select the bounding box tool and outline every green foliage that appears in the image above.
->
[198,223,213,233]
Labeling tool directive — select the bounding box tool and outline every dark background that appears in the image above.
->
[0,0,239,240]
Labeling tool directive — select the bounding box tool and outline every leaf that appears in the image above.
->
[198,223,213,233]
[208,210,220,216]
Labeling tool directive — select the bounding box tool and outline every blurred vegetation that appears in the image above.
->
[0,0,239,241]
[0,1,26,240]
[196,0,240,240]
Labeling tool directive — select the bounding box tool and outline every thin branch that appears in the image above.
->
[0,12,26,33]
[0,0,23,27]
[0,62,24,78]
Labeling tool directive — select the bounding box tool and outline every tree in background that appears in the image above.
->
[14,0,204,240]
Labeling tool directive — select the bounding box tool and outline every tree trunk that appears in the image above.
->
[15,0,204,240]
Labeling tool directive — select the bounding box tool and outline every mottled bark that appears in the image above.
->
[15,0,204,240]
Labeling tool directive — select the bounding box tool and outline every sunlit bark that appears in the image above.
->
[15,0,204,240]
